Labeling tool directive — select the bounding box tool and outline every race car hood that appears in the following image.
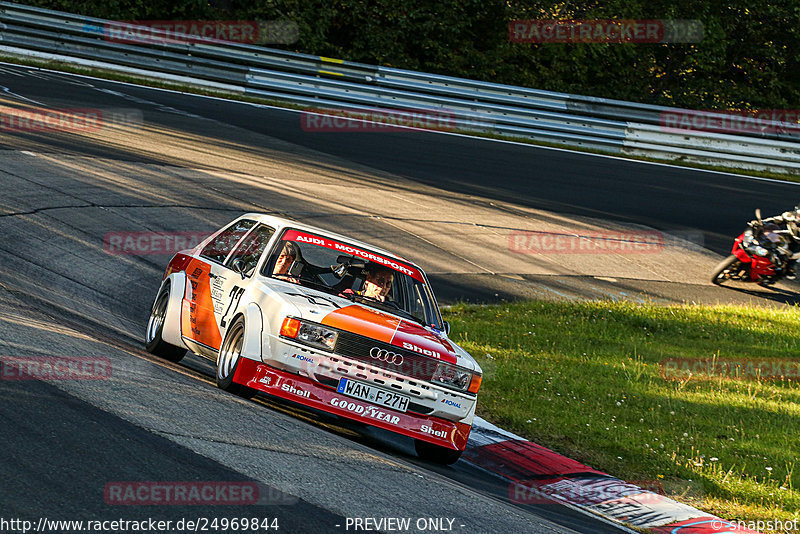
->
[275,286,477,371]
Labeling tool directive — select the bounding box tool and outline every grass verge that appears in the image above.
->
[444,299,800,532]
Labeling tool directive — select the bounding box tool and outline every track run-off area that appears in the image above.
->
[1,62,798,534]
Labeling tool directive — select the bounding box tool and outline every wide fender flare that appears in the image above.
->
[160,273,186,348]
[239,302,264,362]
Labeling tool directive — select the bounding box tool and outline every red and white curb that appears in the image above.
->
[465,418,760,534]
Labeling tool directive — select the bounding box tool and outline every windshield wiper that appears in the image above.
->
[285,292,341,308]
[272,276,342,298]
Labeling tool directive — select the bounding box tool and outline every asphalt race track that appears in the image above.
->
[0,62,797,533]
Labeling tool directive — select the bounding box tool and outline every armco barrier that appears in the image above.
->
[0,0,798,173]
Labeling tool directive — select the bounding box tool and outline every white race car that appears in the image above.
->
[145,214,482,464]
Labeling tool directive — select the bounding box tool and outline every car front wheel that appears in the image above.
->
[216,316,256,399]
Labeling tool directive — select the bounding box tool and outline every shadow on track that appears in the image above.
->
[712,283,800,306]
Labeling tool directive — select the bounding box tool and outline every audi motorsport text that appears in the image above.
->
[145,214,482,464]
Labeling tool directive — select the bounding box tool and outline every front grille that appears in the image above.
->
[334,331,440,382]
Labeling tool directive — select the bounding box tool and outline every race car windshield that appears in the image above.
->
[263,229,443,329]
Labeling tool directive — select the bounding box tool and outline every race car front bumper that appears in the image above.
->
[233,357,471,451]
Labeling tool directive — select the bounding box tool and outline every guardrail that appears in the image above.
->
[1,1,799,174]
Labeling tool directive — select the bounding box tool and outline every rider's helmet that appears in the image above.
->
[759,222,788,248]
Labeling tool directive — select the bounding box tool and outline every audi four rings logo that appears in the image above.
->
[370,347,404,365]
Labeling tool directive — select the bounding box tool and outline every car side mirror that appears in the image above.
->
[231,258,247,279]
[443,320,451,335]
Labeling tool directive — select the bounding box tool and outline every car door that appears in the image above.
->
[182,219,256,353]
[213,223,276,336]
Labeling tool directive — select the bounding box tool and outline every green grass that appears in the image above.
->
[445,300,800,532]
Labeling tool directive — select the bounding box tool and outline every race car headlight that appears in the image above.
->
[432,363,473,392]
[280,318,338,351]
[754,246,769,257]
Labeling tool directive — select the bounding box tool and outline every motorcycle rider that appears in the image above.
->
[748,206,800,279]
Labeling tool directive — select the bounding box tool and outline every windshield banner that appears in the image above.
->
[282,230,423,282]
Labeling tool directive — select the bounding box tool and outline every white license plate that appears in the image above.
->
[337,378,410,413]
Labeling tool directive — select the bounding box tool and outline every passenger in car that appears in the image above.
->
[362,265,394,302]
[273,242,301,284]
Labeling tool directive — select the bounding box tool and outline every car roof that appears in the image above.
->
[237,213,421,269]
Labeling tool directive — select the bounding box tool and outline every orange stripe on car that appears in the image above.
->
[181,258,222,349]
[320,305,399,343]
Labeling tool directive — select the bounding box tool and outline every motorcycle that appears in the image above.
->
[711,209,800,286]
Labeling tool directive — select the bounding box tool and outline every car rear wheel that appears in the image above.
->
[145,286,187,362]
[414,439,463,465]
[216,316,256,399]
